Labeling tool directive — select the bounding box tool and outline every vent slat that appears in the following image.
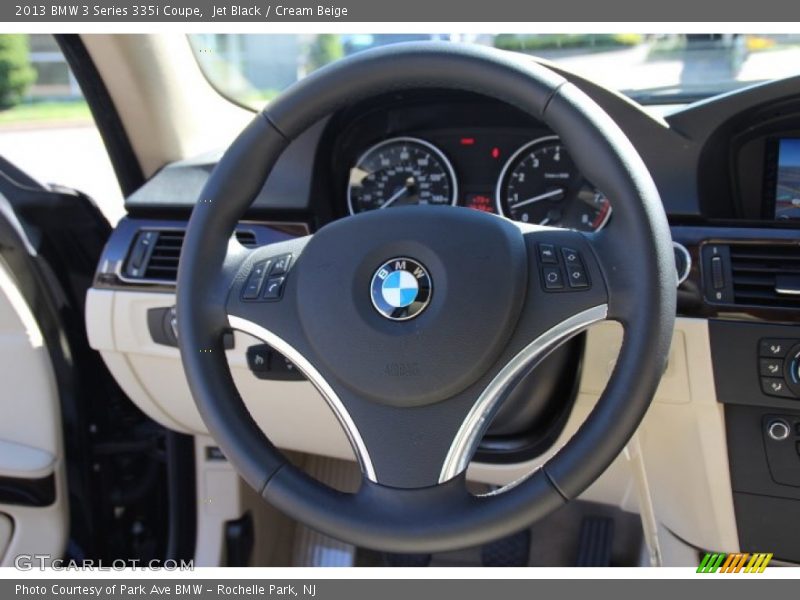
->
[143,230,186,280]
[730,251,800,261]
[145,265,179,273]
[731,265,800,275]
[731,275,774,286]
[729,243,800,310]
[127,228,261,282]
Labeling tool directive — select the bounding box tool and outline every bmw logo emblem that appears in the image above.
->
[370,257,432,321]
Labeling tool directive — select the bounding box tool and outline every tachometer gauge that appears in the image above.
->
[347,137,457,214]
[496,136,612,232]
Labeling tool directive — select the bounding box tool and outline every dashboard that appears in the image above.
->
[92,64,800,562]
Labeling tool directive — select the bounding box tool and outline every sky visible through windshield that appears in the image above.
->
[189,34,800,108]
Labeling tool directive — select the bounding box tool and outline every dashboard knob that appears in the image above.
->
[767,419,791,442]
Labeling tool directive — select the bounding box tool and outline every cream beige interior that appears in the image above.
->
[0,260,68,567]
[85,287,739,565]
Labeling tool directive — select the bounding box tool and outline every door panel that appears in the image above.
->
[0,258,68,565]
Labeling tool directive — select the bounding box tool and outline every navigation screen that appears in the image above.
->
[775,138,800,220]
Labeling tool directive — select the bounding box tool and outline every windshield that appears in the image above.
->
[189,33,800,108]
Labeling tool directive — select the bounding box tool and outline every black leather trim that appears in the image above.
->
[540,82,676,498]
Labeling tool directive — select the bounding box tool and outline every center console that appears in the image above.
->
[710,309,800,563]
[674,96,800,563]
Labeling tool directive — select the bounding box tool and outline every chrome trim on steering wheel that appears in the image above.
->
[227,315,377,482]
[438,304,609,484]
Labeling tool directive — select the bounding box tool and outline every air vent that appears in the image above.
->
[125,228,260,283]
[143,230,183,280]
[729,243,800,309]
[235,230,258,247]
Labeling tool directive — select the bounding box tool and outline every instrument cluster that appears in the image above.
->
[346,131,612,232]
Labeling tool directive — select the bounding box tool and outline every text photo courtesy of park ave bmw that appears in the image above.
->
[15,584,318,597]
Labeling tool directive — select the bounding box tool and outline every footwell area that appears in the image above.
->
[354,501,644,567]
[283,456,644,567]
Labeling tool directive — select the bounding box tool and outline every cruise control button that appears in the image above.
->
[242,279,262,300]
[542,266,565,290]
[242,260,270,300]
[263,276,286,300]
[538,244,558,264]
[270,354,305,381]
[759,358,784,378]
[761,377,794,398]
[561,247,581,265]
[759,339,791,358]
[566,264,589,288]
[270,254,292,275]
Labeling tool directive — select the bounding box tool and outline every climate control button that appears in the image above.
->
[761,377,794,398]
[759,339,791,358]
[759,358,784,378]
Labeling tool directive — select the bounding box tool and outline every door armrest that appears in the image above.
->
[0,440,55,480]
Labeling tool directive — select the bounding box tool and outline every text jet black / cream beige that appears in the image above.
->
[212,4,349,18]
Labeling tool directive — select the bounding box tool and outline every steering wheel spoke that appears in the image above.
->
[430,225,610,483]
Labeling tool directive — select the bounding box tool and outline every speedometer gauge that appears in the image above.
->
[347,137,457,214]
[496,136,612,232]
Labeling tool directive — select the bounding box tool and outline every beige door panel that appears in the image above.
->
[0,261,68,566]
[0,440,55,480]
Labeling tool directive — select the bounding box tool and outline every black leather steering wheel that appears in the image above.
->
[176,42,676,553]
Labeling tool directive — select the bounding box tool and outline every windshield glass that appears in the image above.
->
[188,33,800,108]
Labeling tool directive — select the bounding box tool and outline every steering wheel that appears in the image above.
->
[176,42,675,553]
